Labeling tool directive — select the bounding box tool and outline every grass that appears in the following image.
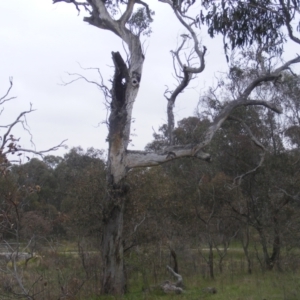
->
[1,241,300,300]
[201,271,300,300]
[90,271,300,300]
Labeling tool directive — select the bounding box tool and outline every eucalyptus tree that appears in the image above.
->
[53,0,300,295]
[198,49,300,272]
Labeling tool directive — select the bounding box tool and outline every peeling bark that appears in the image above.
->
[101,201,125,294]
[80,1,144,294]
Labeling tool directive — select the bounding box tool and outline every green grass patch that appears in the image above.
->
[88,271,300,300]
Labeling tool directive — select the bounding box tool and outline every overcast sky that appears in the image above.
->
[0,0,261,159]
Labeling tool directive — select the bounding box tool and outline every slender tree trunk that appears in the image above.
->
[244,247,252,274]
[257,227,274,271]
[270,216,282,271]
[216,241,230,274]
[218,255,224,274]
[208,243,214,279]
[257,217,281,272]
[170,247,179,274]
[241,226,252,274]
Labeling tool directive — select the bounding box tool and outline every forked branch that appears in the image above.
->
[0,79,67,173]
[53,0,91,14]
[0,77,16,105]
[161,2,206,145]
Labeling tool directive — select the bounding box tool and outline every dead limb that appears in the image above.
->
[161,2,206,145]
[0,77,16,105]
[166,265,183,286]
[161,265,183,294]
[0,79,67,173]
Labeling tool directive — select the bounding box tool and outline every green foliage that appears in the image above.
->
[128,7,154,37]
[0,146,106,239]
[146,117,210,151]
[200,0,294,56]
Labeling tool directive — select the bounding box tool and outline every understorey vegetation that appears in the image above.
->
[1,89,300,298]
[2,0,300,298]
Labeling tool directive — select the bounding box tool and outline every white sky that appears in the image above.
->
[3,0,295,160]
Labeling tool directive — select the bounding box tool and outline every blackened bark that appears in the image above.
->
[101,183,128,294]
[170,247,179,274]
[52,1,300,296]
[101,44,142,294]
[100,50,132,294]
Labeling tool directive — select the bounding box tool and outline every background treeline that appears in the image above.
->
[1,71,300,298]
[1,122,299,297]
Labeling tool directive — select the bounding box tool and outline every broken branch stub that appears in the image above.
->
[161,265,184,294]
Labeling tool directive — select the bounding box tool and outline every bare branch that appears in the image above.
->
[0,107,35,150]
[273,54,300,73]
[53,0,91,14]
[126,52,300,168]
[0,80,67,167]
[277,188,300,202]
[126,147,210,168]
[133,214,146,233]
[173,10,206,74]
[0,77,17,105]
[16,139,68,157]
[163,7,207,145]
[62,71,111,100]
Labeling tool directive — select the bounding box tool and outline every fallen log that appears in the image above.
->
[203,286,217,294]
[161,265,184,294]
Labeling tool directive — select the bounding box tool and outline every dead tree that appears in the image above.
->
[52,0,300,295]
[161,265,183,294]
